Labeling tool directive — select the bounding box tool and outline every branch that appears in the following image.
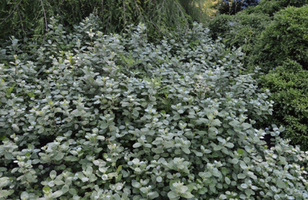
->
[39,0,49,32]
[123,0,126,25]
[17,6,25,37]
[0,0,23,26]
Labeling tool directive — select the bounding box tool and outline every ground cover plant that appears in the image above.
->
[1,14,308,199]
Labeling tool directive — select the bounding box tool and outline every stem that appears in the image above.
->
[39,0,49,32]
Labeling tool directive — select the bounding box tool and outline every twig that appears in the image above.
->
[123,0,126,25]
[39,0,48,32]
[157,0,166,26]
[133,0,148,37]
[17,6,25,37]
[101,0,104,21]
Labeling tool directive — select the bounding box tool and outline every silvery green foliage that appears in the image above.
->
[0,15,308,199]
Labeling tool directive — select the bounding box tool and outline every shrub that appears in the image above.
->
[260,60,308,150]
[218,0,260,15]
[208,12,270,53]
[1,15,308,199]
[244,0,308,16]
[252,5,308,73]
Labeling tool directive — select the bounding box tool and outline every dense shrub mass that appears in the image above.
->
[260,60,308,150]
[218,0,260,15]
[252,5,308,73]
[245,0,308,16]
[208,12,270,54]
[1,15,308,199]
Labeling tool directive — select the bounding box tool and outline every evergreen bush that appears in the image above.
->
[208,12,270,54]
[0,15,308,199]
[260,60,308,150]
[218,0,260,15]
[252,5,308,73]
[244,0,308,16]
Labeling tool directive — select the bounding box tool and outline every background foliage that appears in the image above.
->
[260,60,308,150]
[0,0,211,48]
[252,5,308,73]
[245,0,308,16]
[218,0,260,15]
[208,11,270,54]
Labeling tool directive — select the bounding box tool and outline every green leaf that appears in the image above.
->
[276,179,286,189]
[242,123,251,129]
[204,172,212,178]
[168,191,179,199]
[0,190,14,198]
[11,124,20,132]
[50,170,57,180]
[225,142,234,148]
[64,156,79,161]
[156,176,163,182]
[211,119,221,126]
[69,188,77,195]
[225,177,231,185]
[116,165,122,173]
[182,147,191,154]
[132,180,141,188]
[237,173,246,179]
[237,149,244,155]
[245,189,254,197]
[241,183,248,189]
[148,192,159,199]
[0,177,10,188]
[62,185,69,194]
[213,144,222,151]
[20,191,29,200]
[43,186,51,194]
[181,191,194,198]
[54,152,65,161]
[0,136,6,141]
[51,190,63,198]
[240,162,247,170]
[133,142,142,148]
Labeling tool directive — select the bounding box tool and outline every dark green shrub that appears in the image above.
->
[0,16,308,199]
[208,12,270,53]
[252,5,308,72]
[245,0,308,16]
[260,60,308,150]
[218,0,260,15]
